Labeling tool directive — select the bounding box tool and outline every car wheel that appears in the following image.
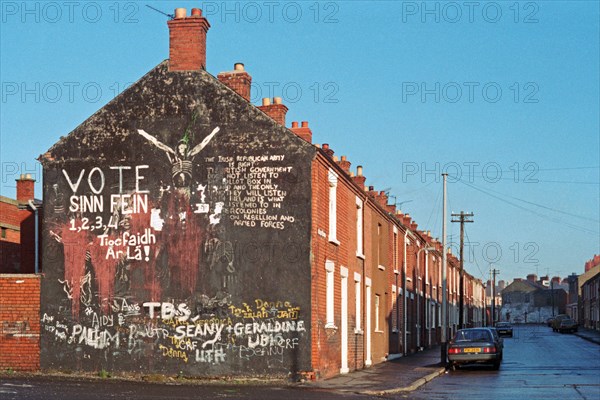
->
[492,361,501,370]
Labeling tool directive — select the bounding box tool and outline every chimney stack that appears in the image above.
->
[353,165,366,188]
[338,155,351,172]
[168,8,211,71]
[321,143,334,158]
[218,63,252,101]
[290,121,313,143]
[258,97,288,126]
[16,174,35,203]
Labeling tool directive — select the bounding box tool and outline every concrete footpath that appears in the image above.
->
[300,347,446,395]
[574,327,600,345]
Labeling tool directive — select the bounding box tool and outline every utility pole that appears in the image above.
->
[483,283,487,326]
[491,268,500,326]
[551,279,555,317]
[451,211,474,329]
[441,173,448,364]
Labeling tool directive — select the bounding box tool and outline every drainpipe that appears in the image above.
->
[403,229,408,356]
[425,250,429,347]
[28,200,39,274]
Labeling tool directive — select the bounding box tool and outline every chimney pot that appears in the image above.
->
[273,97,282,105]
[291,121,299,128]
[234,62,245,71]
[341,155,347,161]
[369,186,374,191]
[262,98,271,106]
[322,143,329,150]
[357,165,363,176]
[301,121,309,128]
[333,156,339,162]
[191,8,202,16]
[174,7,187,18]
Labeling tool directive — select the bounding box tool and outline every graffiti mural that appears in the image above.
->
[41,298,306,367]
[40,66,314,377]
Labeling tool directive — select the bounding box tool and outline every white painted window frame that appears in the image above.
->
[328,169,339,245]
[325,260,336,328]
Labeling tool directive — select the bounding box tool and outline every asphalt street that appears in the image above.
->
[406,324,600,400]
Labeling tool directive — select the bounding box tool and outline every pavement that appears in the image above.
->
[301,326,600,396]
[300,347,447,396]
[574,326,600,345]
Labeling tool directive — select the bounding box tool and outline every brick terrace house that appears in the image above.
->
[0,175,42,371]
[0,174,41,274]
[579,256,600,331]
[35,7,486,379]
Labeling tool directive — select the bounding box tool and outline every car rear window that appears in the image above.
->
[455,329,492,342]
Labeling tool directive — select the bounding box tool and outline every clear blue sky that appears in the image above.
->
[1,1,598,283]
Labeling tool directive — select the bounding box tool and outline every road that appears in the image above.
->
[0,375,378,400]
[406,324,600,400]
[1,325,598,399]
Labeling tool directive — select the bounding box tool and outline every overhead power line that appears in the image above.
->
[457,179,600,236]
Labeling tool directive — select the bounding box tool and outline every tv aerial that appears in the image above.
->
[146,4,174,19]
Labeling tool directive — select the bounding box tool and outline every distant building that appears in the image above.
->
[565,273,579,320]
[500,278,567,323]
[585,255,600,272]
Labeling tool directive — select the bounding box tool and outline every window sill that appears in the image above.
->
[329,238,340,246]
[354,328,364,335]
[356,252,366,260]
[325,322,338,330]
[378,265,385,271]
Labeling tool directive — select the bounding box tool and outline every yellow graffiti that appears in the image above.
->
[277,308,300,319]
[159,344,188,363]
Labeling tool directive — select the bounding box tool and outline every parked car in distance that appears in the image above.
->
[557,318,578,333]
[447,328,503,370]
[496,322,513,337]
[552,314,570,332]
[546,317,556,327]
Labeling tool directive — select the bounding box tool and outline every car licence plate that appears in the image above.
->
[463,348,482,353]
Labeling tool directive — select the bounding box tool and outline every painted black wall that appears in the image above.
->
[40,62,315,377]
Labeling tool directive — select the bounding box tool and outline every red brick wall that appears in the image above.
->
[0,274,41,371]
[311,154,369,378]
